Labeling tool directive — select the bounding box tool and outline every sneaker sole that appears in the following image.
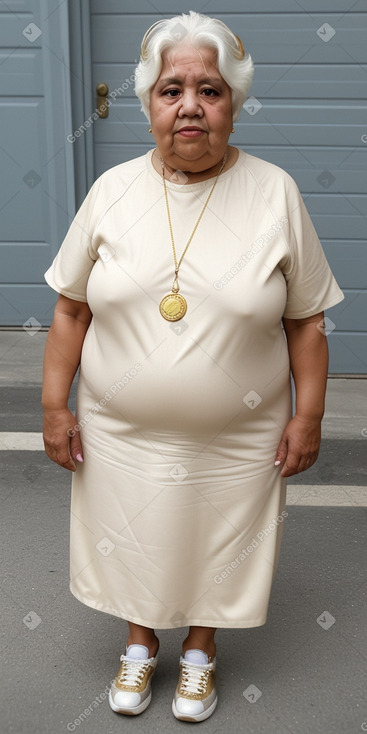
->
[172,695,218,722]
[108,689,152,716]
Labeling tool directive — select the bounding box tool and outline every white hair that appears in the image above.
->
[134,10,254,123]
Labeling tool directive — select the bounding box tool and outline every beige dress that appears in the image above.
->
[44,148,344,628]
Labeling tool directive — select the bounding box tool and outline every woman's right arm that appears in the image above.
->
[42,294,92,472]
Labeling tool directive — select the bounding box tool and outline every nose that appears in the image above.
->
[178,89,203,118]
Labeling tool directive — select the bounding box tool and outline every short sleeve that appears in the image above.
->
[44,175,105,302]
[280,174,344,319]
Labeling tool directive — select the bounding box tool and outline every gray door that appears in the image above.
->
[0,0,75,329]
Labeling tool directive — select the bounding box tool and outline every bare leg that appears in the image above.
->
[181,626,217,659]
[126,622,159,657]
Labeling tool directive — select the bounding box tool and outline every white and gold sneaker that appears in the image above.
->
[172,649,218,722]
[109,643,159,716]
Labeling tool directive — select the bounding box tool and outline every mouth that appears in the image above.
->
[176,127,206,137]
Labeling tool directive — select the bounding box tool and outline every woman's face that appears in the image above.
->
[149,43,233,173]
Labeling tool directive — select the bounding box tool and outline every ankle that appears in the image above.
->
[182,638,216,659]
[126,633,159,657]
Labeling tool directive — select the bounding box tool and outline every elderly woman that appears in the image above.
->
[42,10,344,724]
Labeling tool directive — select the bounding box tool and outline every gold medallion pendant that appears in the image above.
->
[159,292,187,321]
[158,150,227,322]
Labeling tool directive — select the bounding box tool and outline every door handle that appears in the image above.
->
[96,83,109,118]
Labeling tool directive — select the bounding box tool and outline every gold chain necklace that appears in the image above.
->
[159,153,227,321]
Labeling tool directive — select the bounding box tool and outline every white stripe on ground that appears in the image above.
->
[0,433,365,506]
[286,485,367,506]
[0,432,44,450]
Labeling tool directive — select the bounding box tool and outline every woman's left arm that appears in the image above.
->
[275,311,329,477]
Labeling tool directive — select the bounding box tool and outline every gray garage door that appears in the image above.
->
[86,0,367,374]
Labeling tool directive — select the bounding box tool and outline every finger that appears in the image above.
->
[282,451,316,477]
[44,439,77,472]
[70,432,84,464]
[50,453,76,472]
[55,450,77,472]
[61,456,77,472]
[301,452,318,473]
[280,451,302,477]
[274,436,288,467]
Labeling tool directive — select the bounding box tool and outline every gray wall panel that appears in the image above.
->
[91,1,366,15]
[0,50,42,95]
[322,242,367,289]
[328,334,367,374]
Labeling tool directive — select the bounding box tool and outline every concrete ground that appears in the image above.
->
[1,330,366,734]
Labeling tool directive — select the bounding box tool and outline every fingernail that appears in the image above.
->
[274,460,281,466]
[76,453,83,463]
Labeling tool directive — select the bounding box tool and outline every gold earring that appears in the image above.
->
[149,127,152,133]
[231,127,235,133]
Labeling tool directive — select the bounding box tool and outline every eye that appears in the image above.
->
[163,89,180,97]
[202,88,219,97]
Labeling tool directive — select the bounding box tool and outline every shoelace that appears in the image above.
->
[180,662,210,695]
[117,656,151,687]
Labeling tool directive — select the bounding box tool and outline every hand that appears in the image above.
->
[43,407,83,472]
[274,415,321,478]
